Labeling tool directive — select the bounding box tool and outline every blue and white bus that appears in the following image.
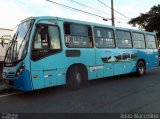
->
[2,16,159,91]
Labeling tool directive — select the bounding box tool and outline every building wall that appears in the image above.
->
[0,28,12,62]
[0,28,12,79]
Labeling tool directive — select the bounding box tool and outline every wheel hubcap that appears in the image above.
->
[139,64,144,74]
[76,72,81,84]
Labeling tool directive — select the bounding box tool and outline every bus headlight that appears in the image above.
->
[16,64,25,77]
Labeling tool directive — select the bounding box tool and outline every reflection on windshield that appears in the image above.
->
[5,19,33,65]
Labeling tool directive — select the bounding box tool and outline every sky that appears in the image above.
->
[0,0,159,29]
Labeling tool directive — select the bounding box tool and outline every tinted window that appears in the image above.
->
[116,30,132,48]
[132,33,145,49]
[94,27,115,48]
[146,34,157,49]
[64,23,93,48]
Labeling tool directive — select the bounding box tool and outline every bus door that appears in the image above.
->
[145,34,159,68]
[30,20,66,89]
[113,30,135,75]
[97,49,114,77]
[94,27,114,78]
[113,49,136,75]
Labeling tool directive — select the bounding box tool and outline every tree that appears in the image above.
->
[128,4,160,44]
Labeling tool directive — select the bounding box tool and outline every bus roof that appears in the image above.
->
[34,16,155,35]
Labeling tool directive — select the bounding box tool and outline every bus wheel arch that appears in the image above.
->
[66,63,88,90]
[136,59,146,76]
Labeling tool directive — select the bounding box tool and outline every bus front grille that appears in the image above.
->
[7,72,16,78]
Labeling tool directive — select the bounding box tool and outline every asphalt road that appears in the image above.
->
[0,67,160,114]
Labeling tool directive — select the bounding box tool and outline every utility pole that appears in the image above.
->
[111,0,115,26]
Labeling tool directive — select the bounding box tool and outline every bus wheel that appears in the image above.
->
[67,66,82,90]
[136,61,146,76]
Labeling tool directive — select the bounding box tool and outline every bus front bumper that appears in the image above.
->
[3,70,33,91]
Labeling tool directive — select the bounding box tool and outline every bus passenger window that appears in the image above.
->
[146,34,157,49]
[64,23,93,48]
[94,27,115,48]
[116,30,132,48]
[132,33,145,49]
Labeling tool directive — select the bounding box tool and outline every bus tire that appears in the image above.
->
[136,61,146,76]
[67,66,82,90]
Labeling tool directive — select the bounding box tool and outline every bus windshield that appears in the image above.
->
[4,19,34,66]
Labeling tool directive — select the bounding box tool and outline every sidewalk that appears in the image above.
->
[0,83,12,93]
[0,67,12,93]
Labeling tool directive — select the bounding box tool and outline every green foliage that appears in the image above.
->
[128,4,160,42]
